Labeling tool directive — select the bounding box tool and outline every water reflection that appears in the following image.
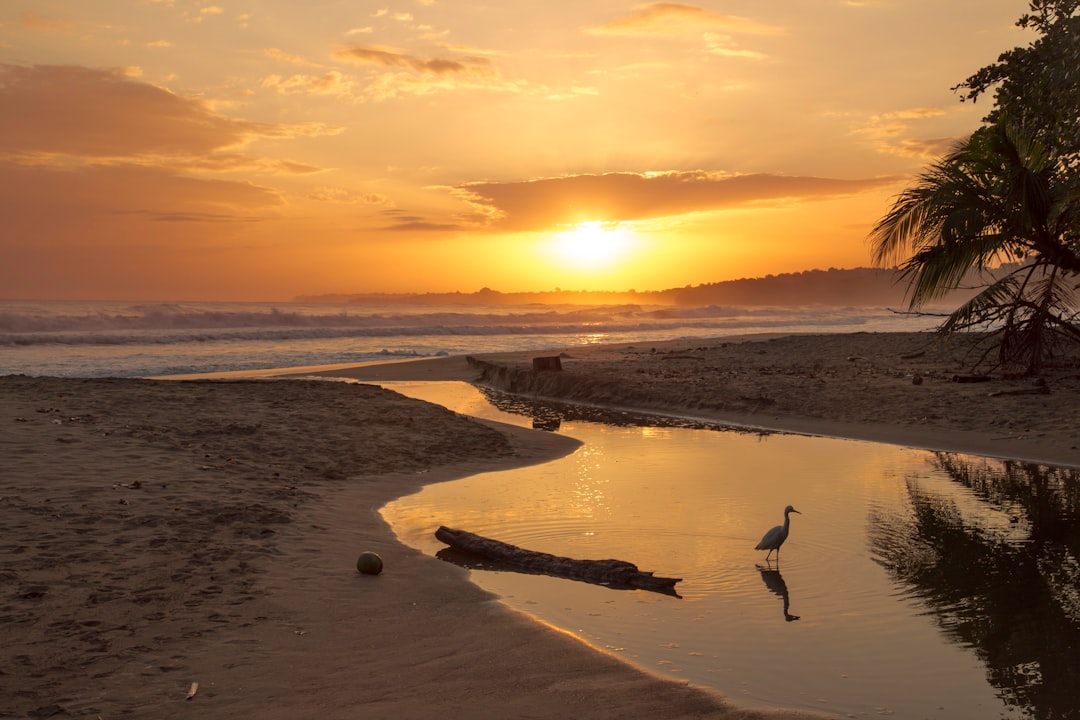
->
[757,566,800,622]
[478,385,763,433]
[382,381,1080,720]
[870,454,1080,720]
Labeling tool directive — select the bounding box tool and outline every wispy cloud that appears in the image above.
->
[335,45,494,76]
[19,12,74,33]
[589,3,781,38]
[262,71,355,96]
[335,44,521,100]
[264,47,324,68]
[851,107,960,160]
[195,5,224,22]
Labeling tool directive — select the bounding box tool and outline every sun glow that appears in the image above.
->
[549,221,634,270]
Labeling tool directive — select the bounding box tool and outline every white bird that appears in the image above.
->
[756,505,801,562]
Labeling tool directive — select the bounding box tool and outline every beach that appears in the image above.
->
[463,331,1080,469]
[4,331,1080,719]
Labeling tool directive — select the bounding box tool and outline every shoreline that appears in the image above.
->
[302,331,1080,469]
[1,374,820,720]
[6,330,1079,718]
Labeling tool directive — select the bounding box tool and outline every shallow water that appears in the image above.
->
[381,381,1080,720]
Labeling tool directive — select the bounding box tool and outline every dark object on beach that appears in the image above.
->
[951,374,992,383]
[532,356,563,372]
[912,373,924,385]
[434,526,681,596]
[356,551,384,575]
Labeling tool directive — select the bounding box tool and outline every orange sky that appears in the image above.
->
[0,1,1030,301]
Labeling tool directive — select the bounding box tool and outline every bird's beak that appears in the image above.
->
[792,509,802,514]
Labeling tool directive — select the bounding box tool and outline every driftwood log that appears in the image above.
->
[434,526,682,596]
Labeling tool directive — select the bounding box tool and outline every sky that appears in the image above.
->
[0,0,1034,301]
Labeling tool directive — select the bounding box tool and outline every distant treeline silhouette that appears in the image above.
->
[298,267,980,308]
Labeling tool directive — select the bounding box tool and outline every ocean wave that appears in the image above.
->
[0,300,937,378]
[0,300,859,337]
[0,315,869,347]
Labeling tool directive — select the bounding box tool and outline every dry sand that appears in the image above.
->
[4,331,1079,719]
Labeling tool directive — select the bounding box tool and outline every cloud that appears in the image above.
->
[589,3,781,38]
[305,187,388,205]
[264,47,324,68]
[20,12,74,33]
[878,136,963,160]
[704,33,767,60]
[0,64,255,158]
[383,218,462,232]
[0,163,282,240]
[335,44,494,76]
[0,64,339,162]
[195,6,224,22]
[335,44,521,100]
[0,63,330,262]
[379,207,471,232]
[261,71,355,96]
[457,171,898,231]
[851,107,960,160]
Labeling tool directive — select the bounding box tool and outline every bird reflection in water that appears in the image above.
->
[757,566,800,622]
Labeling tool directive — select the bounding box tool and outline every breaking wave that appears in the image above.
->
[0,300,882,347]
[0,299,937,377]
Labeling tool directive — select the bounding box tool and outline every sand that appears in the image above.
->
[4,331,1079,719]
[460,331,1080,469]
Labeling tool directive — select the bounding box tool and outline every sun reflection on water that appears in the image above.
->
[381,381,1080,720]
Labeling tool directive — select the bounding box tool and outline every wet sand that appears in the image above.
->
[5,331,1079,719]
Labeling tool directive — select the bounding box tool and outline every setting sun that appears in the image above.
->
[550,222,635,270]
[0,1,1029,300]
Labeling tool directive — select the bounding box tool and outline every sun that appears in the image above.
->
[549,221,633,270]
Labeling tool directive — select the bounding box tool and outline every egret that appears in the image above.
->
[755,505,801,562]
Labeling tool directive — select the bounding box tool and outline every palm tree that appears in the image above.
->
[870,117,1080,374]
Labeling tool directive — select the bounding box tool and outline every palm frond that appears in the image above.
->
[898,231,1012,307]
[940,276,1021,333]
[868,115,1080,373]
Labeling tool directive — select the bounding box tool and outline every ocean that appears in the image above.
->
[0,299,942,378]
